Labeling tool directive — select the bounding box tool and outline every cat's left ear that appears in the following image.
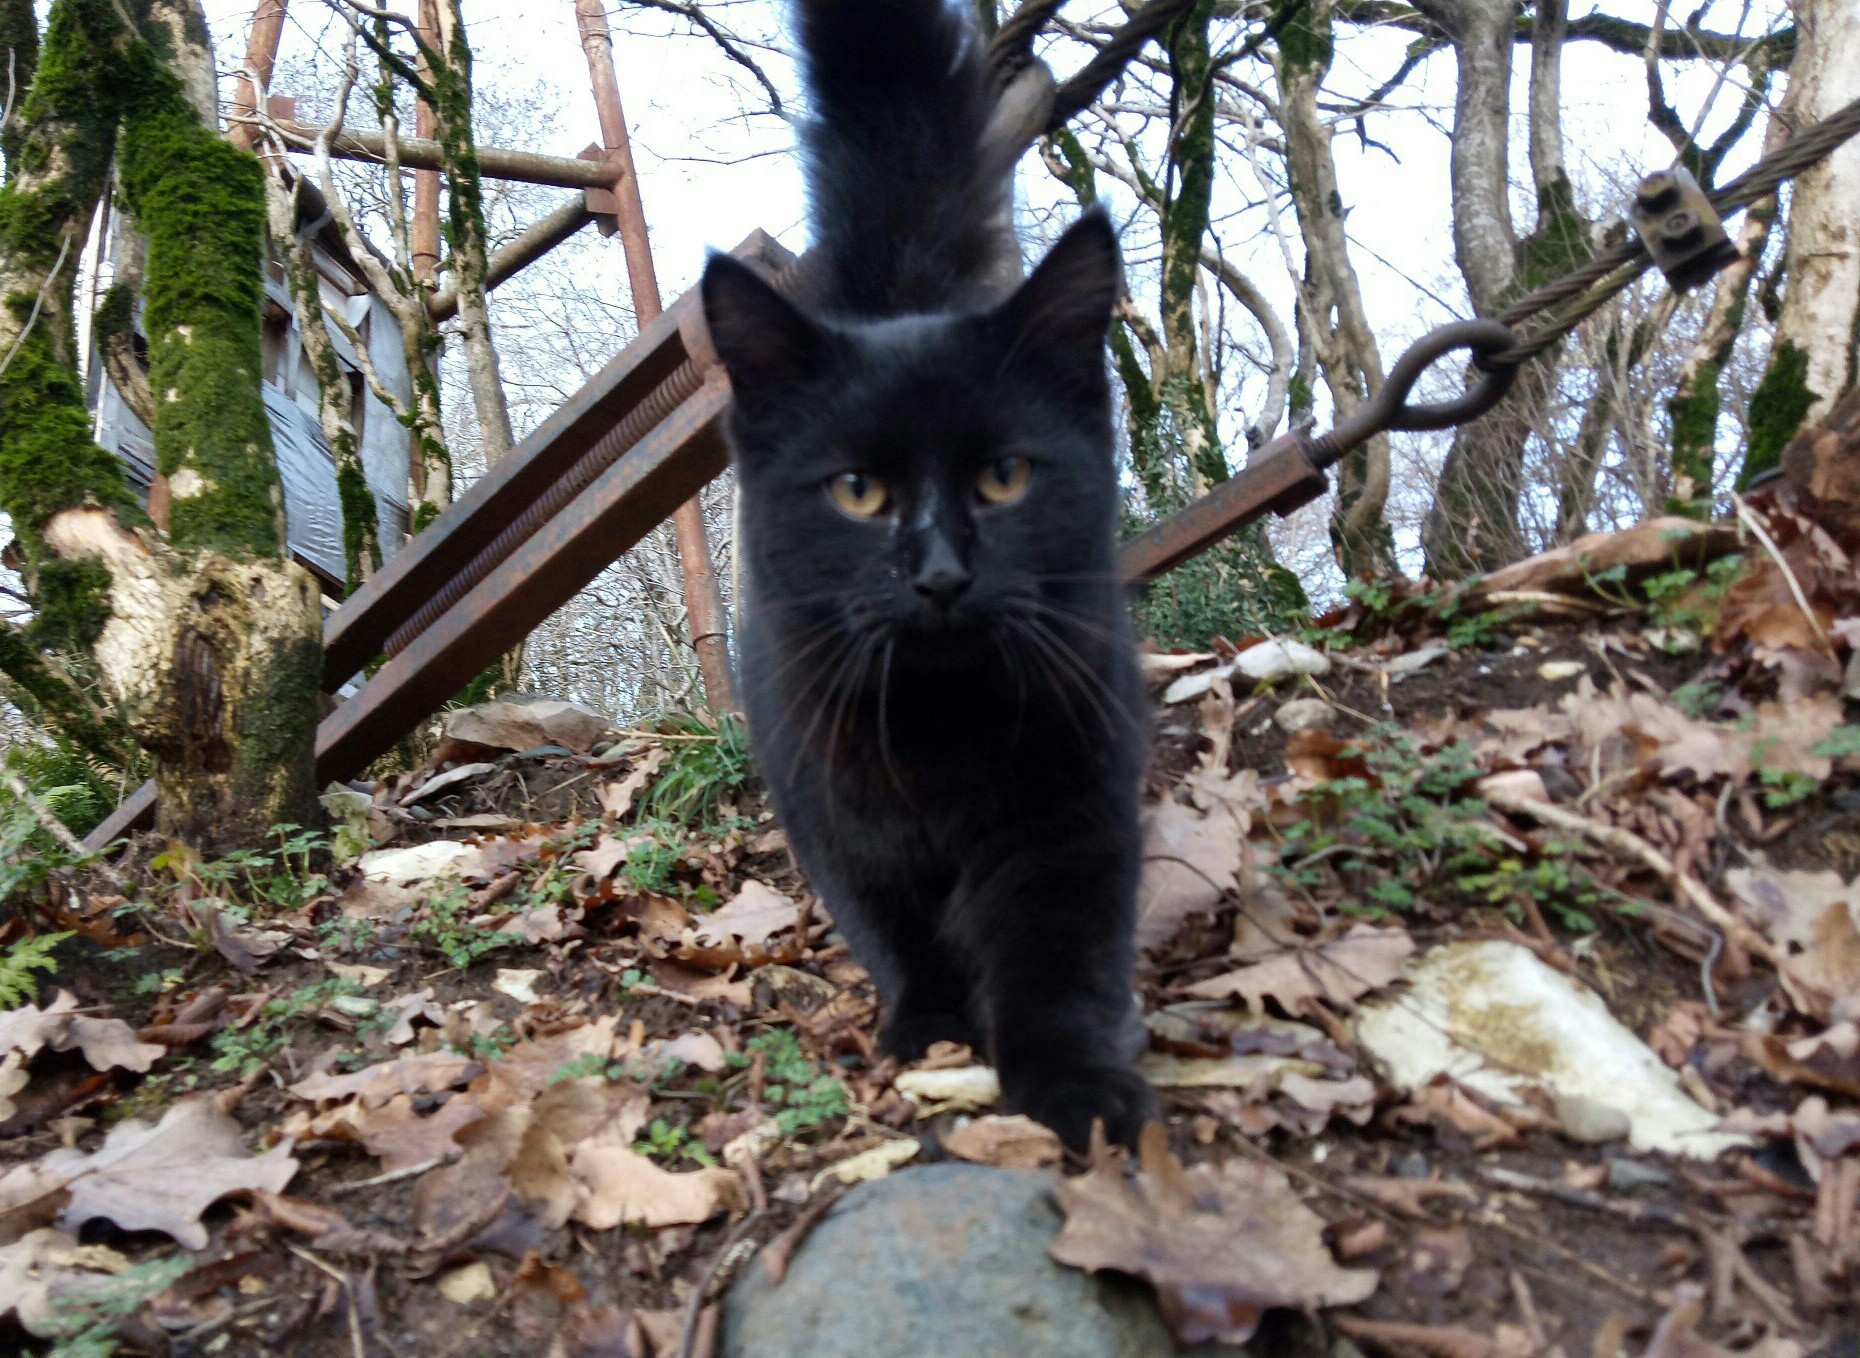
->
[997,208,1122,381]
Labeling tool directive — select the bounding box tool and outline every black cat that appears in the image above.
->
[699,0,1155,1149]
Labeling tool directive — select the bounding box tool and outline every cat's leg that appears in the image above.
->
[952,826,1156,1150]
[802,859,982,1061]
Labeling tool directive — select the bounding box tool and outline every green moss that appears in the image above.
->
[1666,359,1723,517]
[118,69,283,561]
[1275,0,1333,76]
[336,461,381,594]
[1514,172,1589,294]
[0,0,40,177]
[1741,338,1817,488]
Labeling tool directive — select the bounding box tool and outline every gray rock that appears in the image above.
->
[1273,698,1335,735]
[1606,1157,1673,1191]
[1554,1093,1632,1145]
[722,1163,1245,1358]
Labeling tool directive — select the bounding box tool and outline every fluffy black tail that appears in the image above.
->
[794,0,1029,318]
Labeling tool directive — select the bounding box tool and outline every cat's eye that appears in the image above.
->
[827,471,890,519]
[975,457,1032,507]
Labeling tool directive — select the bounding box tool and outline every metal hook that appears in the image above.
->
[1309,319,1521,468]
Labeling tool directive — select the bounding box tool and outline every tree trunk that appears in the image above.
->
[1274,0,1395,579]
[1746,0,1860,486]
[1,0,320,856]
[1417,0,1584,579]
[1668,113,1788,511]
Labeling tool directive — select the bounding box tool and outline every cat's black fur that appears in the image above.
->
[699,0,1155,1149]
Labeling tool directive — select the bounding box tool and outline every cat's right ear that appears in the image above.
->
[701,254,827,410]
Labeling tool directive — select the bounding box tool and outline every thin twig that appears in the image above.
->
[1480,783,1810,1002]
[0,233,74,383]
[675,1207,766,1358]
[1731,492,1834,654]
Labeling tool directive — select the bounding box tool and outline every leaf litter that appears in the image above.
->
[5,486,1860,1354]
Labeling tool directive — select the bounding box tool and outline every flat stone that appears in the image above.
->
[1606,1157,1674,1192]
[1274,698,1335,735]
[721,1163,1245,1358]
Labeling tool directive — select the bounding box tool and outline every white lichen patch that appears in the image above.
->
[1354,940,1746,1159]
[168,469,209,499]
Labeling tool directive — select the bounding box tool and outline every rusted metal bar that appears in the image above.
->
[228,0,289,152]
[575,0,736,715]
[412,0,442,282]
[427,198,596,322]
[1119,438,1328,583]
[323,234,790,688]
[268,118,616,190]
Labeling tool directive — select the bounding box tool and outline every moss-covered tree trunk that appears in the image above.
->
[1415,0,1585,579]
[1274,0,1396,580]
[0,0,320,857]
[1744,0,1859,488]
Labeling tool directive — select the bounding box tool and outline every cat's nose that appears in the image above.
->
[913,558,972,610]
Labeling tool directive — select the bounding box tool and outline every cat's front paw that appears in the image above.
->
[879,1007,982,1062]
[1005,1063,1157,1152]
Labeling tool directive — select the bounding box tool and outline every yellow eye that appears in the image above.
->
[975,457,1031,506]
[827,471,890,518]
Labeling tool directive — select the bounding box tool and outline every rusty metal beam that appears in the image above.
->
[269,118,616,190]
[427,198,597,322]
[1118,437,1329,583]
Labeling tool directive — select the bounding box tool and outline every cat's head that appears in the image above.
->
[700,211,1124,661]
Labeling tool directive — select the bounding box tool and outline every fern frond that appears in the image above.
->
[0,932,72,1008]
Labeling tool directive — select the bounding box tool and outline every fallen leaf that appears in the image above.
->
[493,969,546,1004]
[0,992,163,1074]
[288,1051,477,1108]
[597,747,668,821]
[810,1137,920,1189]
[894,1064,1000,1113]
[0,1054,26,1123]
[326,963,391,988]
[1136,799,1241,952]
[568,1142,743,1229]
[1050,1123,1376,1344]
[0,1094,297,1249]
[688,880,801,950]
[438,1260,498,1305]
[400,762,497,807]
[1725,865,1860,1015]
[1182,924,1414,1015]
[940,1115,1063,1168]
[293,1092,487,1172]
[0,1227,133,1338]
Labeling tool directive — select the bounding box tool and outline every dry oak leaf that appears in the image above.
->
[0,1227,133,1338]
[287,1051,477,1108]
[1136,798,1242,952]
[568,1139,743,1230]
[1181,924,1414,1015]
[597,746,668,822]
[1725,864,1860,1014]
[690,879,801,948]
[939,1115,1063,1168]
[296,1092,488,1173]
[0,991,163,1074]
[0,1053,28,1124]
[0,1094,297,1249]
[1050,1123,1376,1344]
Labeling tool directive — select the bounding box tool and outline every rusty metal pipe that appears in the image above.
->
[427,198,597,322]
[575,0,736,714]
[228,0,289,151]
[268,118,617,190]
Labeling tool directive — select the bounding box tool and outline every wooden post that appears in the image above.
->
[573,0,735,714]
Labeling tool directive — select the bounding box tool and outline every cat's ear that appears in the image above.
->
[701,254,828,407]
[998,208,1122,380]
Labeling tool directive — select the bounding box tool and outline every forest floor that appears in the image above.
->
[2,483,1859,1358]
